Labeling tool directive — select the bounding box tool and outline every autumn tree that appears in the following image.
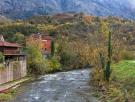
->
[90,20,113,83]
[26,36,46,74]
[12,32,25,46]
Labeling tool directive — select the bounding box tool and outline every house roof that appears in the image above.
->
[0,41,21,47]
[42,35,51,40]
[30,34,51,40]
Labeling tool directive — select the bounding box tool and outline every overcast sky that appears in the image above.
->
[129,0,135,8]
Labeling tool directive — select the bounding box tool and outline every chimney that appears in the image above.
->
[37,33,42,40]
[0,35,5,42]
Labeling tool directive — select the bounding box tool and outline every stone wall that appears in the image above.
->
[0,60,27,85]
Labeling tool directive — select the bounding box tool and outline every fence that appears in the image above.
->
[0,60,27,85]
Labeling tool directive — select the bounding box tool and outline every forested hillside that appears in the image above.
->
[0,13,135,48]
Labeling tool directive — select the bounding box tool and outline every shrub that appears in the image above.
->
[60,52,71,66]
[28,60,47,75]
[28,58,61,74]
[0,52,5,70]
[0,52,4,63]
[0,93,12,101]
[45,57,61,73]
[120,50,134,60]
[60,51,77,67]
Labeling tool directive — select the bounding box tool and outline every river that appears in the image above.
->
[9,69,99,102]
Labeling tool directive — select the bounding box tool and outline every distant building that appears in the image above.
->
[0,35,27,85]
[41,35,51,55]
[30,34,52,56]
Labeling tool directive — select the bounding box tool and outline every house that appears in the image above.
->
[29,34,52,55]
[41,35,51,55]
[0,35,27,85]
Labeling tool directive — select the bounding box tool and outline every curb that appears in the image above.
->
[0,77,30,93]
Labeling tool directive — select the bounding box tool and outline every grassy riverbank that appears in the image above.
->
[111,60,135,101]
[112,60,135,80]
[94,60,135,102]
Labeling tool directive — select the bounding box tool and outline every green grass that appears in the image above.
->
[0,89,16,101]
[0,93,12,101]
[111,60,135,101]
[112,60,135,80]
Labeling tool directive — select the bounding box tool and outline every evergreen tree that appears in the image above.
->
[105,31,112,82]
[51,40,55,57]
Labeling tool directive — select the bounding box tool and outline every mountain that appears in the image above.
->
[0,0,135,19]
[0,16,11,23]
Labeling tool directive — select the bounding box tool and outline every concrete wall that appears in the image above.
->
[0,60,27,85]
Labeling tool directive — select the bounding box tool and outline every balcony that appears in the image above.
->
[4,50,21,55]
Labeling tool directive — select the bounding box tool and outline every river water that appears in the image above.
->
[9,69,99,102]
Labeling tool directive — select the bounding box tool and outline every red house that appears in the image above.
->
[41,35,51,54]
[30,34,52,55]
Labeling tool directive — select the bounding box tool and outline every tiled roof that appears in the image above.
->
[30,34,51,40]
[42,35,51,40]
[0,41,21,47]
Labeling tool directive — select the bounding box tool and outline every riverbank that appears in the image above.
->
[92,60,135,102]
[0,77,31,101]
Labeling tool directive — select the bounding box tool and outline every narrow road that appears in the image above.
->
[9,69,99,102]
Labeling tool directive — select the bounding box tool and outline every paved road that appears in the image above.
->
[9,69,99,102]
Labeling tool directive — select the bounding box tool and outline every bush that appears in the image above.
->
[28,58,61,74]
[45,57,61,73]
[60,51,77,67]
[120,50,134,60]
[28,60,47,75]
[60,52,71,66]
[0,52,4,63]
[0,93,12,101]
